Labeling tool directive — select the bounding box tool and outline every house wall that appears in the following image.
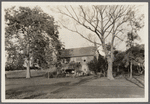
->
[61,56,94,64]
[61,55,97,73]
[95,50,99,60]
[70,56,94,63]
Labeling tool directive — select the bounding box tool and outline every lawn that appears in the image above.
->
[5,70,145,99]
[5,70,47,78]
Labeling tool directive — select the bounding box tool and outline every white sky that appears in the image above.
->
[2,2,148,56]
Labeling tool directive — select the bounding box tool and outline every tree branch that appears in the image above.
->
[59,21,102,46]
[115,35,124,41]
[104,25,113,39]
[70,5,79,21]
[79,6,102,35]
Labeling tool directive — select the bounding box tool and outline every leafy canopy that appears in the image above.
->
[5,6,62,69]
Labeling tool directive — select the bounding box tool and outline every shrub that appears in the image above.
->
[57,73,66,78]
[87,55,108,76]
[5,63,25,71]
[44,71,57,78]
[87,57,99,74]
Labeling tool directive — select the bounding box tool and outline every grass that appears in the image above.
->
[6,74,95,99]
[6,70,47,78]
[124,75,144,88]
[5,70,145,99]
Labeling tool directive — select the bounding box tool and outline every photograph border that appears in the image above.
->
[1,1,149,103]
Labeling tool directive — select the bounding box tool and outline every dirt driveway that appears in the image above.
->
[5,75,144,99]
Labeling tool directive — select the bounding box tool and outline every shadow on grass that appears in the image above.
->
[6,75,45,79]
[6,89,34,99]
[124,76,144,88]
[6,75,99,99]
[50,76,99,94]
[23,93,46,99]
[51,82,70,86]
[133,76,144,86]
[72,76,98,85]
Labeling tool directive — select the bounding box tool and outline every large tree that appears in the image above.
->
[55,5,144,80]
[5,6,62,78]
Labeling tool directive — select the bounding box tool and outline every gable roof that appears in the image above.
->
[60,46,97,58]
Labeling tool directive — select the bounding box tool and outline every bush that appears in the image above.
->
[5,64,14,71]
[5,63,25,71]
[88,61,97,74]
[87,55,108,77]
[87,57,99,74]
[44,71,57,78]
[44,71,67,78]
[68,61,81,69]
[57,73,66,78]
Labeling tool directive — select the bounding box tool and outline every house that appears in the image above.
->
[60,46,99,73]
[60,46,99,63]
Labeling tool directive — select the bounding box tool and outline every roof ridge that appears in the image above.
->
[65,46,96,50]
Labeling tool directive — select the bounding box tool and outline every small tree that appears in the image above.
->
[126,32,141,78]
[113,51,127,76]
[124,44,144,77]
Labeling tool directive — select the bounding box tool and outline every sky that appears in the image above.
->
[2,2,148,56]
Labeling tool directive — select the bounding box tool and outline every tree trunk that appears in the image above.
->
[117,66,119,72]
[107,57,114,80]
[26,44,31,78]
[48,71,49,79]
[101,36,114,80]
[107,34,115,80]
[26,60,31,78]
[128,66,130,77]
[130,60,132,79]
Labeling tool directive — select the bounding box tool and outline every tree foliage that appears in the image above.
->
[5,6,62,77]
[87,55,107,76]
[113,44,144,76]
[125,44,144,66]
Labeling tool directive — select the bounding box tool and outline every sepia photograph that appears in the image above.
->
[1,2,148,102]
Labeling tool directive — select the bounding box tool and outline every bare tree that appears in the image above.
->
[55,5,144,80]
